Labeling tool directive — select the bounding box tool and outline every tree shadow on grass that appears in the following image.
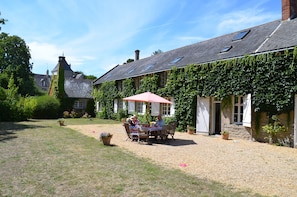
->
[0,121,47,142]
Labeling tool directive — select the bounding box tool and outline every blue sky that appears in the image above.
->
[1,0,281,77]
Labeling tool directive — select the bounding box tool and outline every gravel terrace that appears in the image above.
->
[67,124,297,197]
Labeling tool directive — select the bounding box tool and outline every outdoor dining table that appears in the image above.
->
[140,125,165,140]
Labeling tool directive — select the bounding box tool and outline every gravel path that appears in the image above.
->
[67,124,297,197]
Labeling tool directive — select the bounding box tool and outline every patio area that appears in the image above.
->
[67,123,297,197]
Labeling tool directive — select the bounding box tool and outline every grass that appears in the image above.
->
[0,119,264,197]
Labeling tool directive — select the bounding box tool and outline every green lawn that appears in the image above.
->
[0,119,263,197]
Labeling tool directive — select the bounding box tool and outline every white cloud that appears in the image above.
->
[217,9,279,34]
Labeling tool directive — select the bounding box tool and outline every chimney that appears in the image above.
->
[135,49,140,61]
[58,56,65,62]
[282,0,297,20]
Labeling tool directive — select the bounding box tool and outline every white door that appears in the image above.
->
[196,97,210,133]
[243,94,251,127]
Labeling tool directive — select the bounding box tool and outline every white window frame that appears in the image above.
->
[233,96,244,124]
[136,102,144,114]
[161,102,171,116]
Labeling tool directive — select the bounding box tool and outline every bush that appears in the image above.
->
[21,96,37,119]
[32,95,60,119]
[117,109,127,121]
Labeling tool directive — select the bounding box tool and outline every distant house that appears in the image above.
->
[93,0,297,147]
[33,70,51,92]
[49,56,94,115]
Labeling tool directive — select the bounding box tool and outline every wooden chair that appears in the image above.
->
[167,121,177,140]
[160,125,170,140]
[123,123,149,142]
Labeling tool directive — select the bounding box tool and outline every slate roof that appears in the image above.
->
[33,73,51,91]
[64,77,93,99]
[257,18,297,52]
[51,56,74,78]
[94,18,297,85]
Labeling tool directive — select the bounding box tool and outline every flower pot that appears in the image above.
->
[187,129,195,134]
[101,137,111,145]
[58,121,64,126]
[222,133,229,140]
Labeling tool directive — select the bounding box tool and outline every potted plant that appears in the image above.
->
[187,125,195,134]
[221,131,229,140]
[57,118,65,126]
[99,132,113,145]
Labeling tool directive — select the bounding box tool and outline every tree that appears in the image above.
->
[0,12,7,31]
[0,33,36,95]
[152,49,162,56]
[123,58,134,64]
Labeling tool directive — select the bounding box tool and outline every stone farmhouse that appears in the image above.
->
[93,0,297,147]
[47,56,93,114]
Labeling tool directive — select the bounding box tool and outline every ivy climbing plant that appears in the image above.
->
[95,47,297,132]
[97,81,118,119]
[137,74,158,94]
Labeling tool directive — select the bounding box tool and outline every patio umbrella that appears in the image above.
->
[123,92,172,104]
[123,92,172,123]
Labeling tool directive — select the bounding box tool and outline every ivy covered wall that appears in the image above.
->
[95,47,297,131]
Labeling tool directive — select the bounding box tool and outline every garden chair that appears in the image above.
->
[123,122,149,142]
[160,125,170,140]
[167,121,177,140]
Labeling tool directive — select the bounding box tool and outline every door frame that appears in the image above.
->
[211,98,221,135]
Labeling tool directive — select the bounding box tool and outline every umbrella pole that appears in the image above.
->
[146,102,149,124]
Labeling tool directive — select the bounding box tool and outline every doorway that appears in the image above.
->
[214,102,221,134]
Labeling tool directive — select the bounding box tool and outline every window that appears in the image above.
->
[105,73,111,79]
[143,63,155,71]
[41,79,46,87]
[232,30,250,41]
[169,57,183,65]
[220,46,232,53]
[74,100,85,109]
[233,96,244,124]
[136,102,143,114]
[159,72,168,88]
[118,99,123,110]
[161,98,171,116]
[134,77,141,90]
[128,68,135,74]
[117,80,122,92]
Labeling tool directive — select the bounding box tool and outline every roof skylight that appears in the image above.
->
[232,30,250,41]
[144,64,155,71]
[169,56,184,65]
[220,46,232,53]
[128,68,135,74]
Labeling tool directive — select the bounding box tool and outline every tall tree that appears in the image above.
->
[0,33,36,95]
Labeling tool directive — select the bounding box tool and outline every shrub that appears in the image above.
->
[32,95,60,119]
[117,109,127,121]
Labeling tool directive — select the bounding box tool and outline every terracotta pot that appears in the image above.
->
[102,137,111,145]
[187,130,194,134]
[222,133,229,140]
